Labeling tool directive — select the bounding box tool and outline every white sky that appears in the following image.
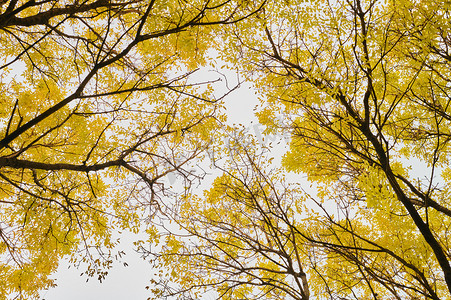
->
[40,235,153,300]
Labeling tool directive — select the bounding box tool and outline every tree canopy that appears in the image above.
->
[3,0,451,299]
[0,0,262,298]
[146,0,451,299]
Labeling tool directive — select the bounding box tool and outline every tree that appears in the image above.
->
[0,1,264,298]
[147,0,451,299]
[145,132,312,300]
